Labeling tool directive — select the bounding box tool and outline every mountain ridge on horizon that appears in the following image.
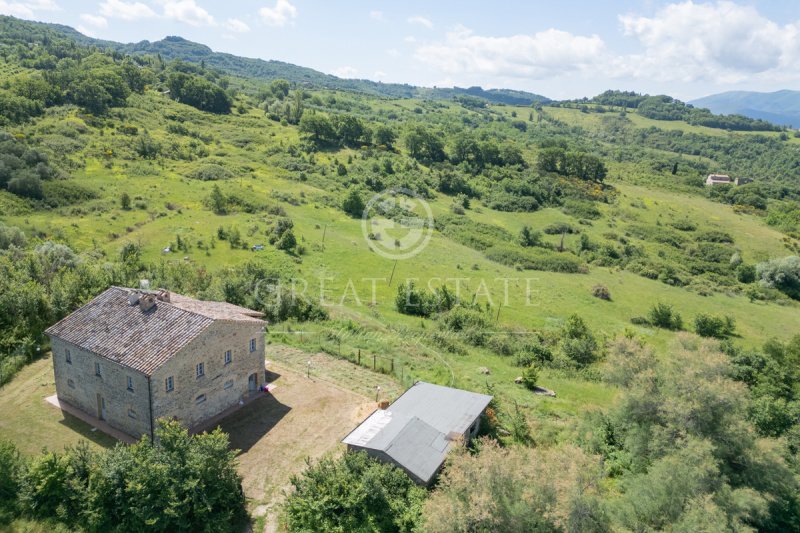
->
[2,16,550,106]
[689,89,800,128]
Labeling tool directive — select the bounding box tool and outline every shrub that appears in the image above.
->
[284,451,425,532]
[695,230,734,243]
[591,284,611,300]
[120,192,131,210]
[188,164,232,181]
[342,189,365,218]
[522,364,539,390]
[519,225,542,247]
[736,263,756,283]
[757,256,800,300]
[561,314,599,366]
[543,222,577,235]
[647,303,683,330]
[694,314,736,339]
[484,245,583,273]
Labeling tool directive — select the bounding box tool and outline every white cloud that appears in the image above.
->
[414,25,605,80]
[76,24,95,37]
[407,15,432,29]
[386,48,400,58]
[369,10,383,21]
[80,13,107,27]
[0,0,58,17]
[99,0,156,21]
[332,65,358,78]
[224,17,249,33]
[374,70,387,80]
[161,0,215,27]
[618,1,800,83]
[259,0,297,27]
[403,35,416,43]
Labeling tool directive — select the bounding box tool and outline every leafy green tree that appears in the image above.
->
[299,112,336,147]
[404,125,446,163]
[342,189,365,218]
[648,302,683,330]
[522,364,539,390]
[422,439,608,532]
[561,314,599,366]
[284,451,425,533]
[519,225,541,247]
[757,256,800,300]
[270,78,290,99]
[120,192,131,210]
[373,125,396,149]
[208,184,227,215]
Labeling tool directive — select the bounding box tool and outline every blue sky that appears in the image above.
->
[3,0,800,100]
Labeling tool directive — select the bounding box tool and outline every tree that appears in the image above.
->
[561,314,599,366]
[284,451,425,533]
[373,125,396,149]
[299,112,335,147]
[404,125,446,163]
[208,184,227,215]
[269,78,290,99]
[648,302,683,330]
[120,192,131,210]
[757,256,800,300]
[519,225,541,247]
[7,170,43,199]
[522,364,539,390]
[342,189,365,218]
[422,439,608,532]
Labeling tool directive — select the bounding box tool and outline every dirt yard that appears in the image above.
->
[217,362,377,523]
[0,347,401,532]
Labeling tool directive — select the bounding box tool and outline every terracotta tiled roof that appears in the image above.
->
[45,287,265,375]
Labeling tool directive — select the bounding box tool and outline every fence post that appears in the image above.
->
[358,349,361,366]
[391,358,394,373]
[373,354,376,370]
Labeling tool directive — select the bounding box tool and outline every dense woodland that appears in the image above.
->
[0,14,799,532]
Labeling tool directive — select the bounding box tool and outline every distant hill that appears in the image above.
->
[690,90,800,128]
[0,17,549,105]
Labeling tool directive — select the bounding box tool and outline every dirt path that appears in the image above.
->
[216,345,402,532]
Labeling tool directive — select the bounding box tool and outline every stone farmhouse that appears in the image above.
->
[705,173,732,186]
[45,286,267,441]
[342,381,492,485]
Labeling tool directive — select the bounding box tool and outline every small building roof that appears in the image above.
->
[707,173,731,182]
[45,287,265,375]
[342,382,492,484]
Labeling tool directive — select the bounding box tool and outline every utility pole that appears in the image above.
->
[388,260,398,286]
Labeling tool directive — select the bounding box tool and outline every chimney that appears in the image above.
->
[128,291,141,306]
[139,293,157,312]
[139,279,150,290]
[156,289,171,303]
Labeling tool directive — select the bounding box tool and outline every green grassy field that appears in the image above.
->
[2,81,799,438]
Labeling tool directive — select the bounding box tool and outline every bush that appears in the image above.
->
[522,364,539,390]
[188,164,233,181]
[561,314,598,366]
[647,303,683,330]
[694,314,736,339]
[757,256,800,300]
[484,245,584,273]
[284,451,425,532]
[543,222,577,235]
[591,284,611,300]
[342,189,365,218]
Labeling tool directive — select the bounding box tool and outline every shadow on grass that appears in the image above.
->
[215,394,291,454]
[56,411,118,449]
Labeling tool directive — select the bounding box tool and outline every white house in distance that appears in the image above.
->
[342,381,492,485]
[706,173,732,186]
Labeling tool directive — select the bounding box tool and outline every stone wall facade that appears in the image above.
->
[51,321,265,439]
[151,320,265,430]
[51,338,152,438]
